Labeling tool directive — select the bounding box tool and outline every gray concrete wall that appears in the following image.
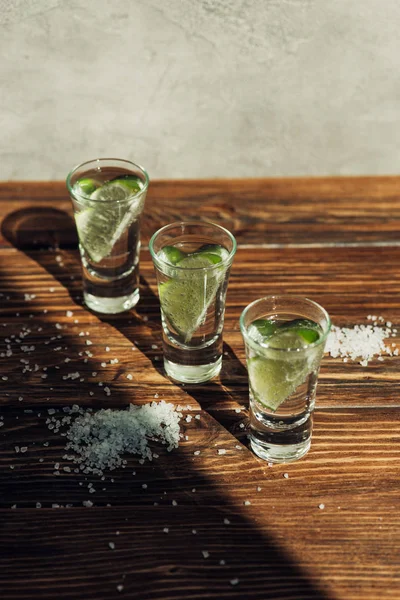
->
[1,0,399,180]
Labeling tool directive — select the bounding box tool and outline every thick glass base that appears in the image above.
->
[250,433,311,464]
[84,289,140,314]
[164,356,222,384]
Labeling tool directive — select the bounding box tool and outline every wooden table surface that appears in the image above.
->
[0,178,399,600]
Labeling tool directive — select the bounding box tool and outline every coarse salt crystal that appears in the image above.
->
[325,320,397,366]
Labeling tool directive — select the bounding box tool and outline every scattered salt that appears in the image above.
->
[45,401,182,476]
[326,319,397,366]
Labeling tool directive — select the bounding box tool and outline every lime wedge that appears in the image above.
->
[73,178,101,196]
[248,354,311,411]
[112,175,143,193]
[198,243,230,261]
[278,318,321,344]
[90,179,141,202]
[159,245,186,265]
[75,180,143,263]
[159,253,223,343]
[196,252,222,265]
[251,318,278,338]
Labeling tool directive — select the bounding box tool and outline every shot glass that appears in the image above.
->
[150,221,237,384]
[240,295,331,463]
[67,158,149,314]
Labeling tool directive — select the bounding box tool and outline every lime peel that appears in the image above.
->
[75,179,144,263]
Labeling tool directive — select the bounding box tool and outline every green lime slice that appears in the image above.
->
[75,180,143,263]
[275,318,321,345]
[159,253,223,343]
[73,178,101,196]
[198,243,230,261]
[196,252,222,264]
[112,175,143,193]
[251,318,278,338]
[248,354,311,411]
[159,245,186,265]
[90,179,141,202]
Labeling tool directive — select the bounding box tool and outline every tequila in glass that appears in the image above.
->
[67,158,149,314]
[240,296,331,463]
[150,222,236,383]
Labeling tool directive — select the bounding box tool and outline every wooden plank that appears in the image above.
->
[0,246,398,410]
[1,177,400,248]
[0,407,399,506]
[0,408,399,599]
[1,179,400,600]
[1,502,399,600]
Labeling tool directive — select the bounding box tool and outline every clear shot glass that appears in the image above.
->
[240,295,331,463]
[150,221,237,384]
[67,158,149,314]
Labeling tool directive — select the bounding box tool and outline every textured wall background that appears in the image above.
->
[1,0,399,180]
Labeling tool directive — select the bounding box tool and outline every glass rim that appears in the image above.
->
[239,294,331,353]
[149,220,237,271]
[66,157,150,203]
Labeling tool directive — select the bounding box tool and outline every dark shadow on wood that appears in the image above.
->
[0,209,332,600]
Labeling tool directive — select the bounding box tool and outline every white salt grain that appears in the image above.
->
[46,401,182,476]
[230,578,239,586]
[202,550,210,559]
[325,320,397,366]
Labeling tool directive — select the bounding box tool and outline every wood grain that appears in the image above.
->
[1,177,400,248]
[1,179,400,600]
[0,247,398,410]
